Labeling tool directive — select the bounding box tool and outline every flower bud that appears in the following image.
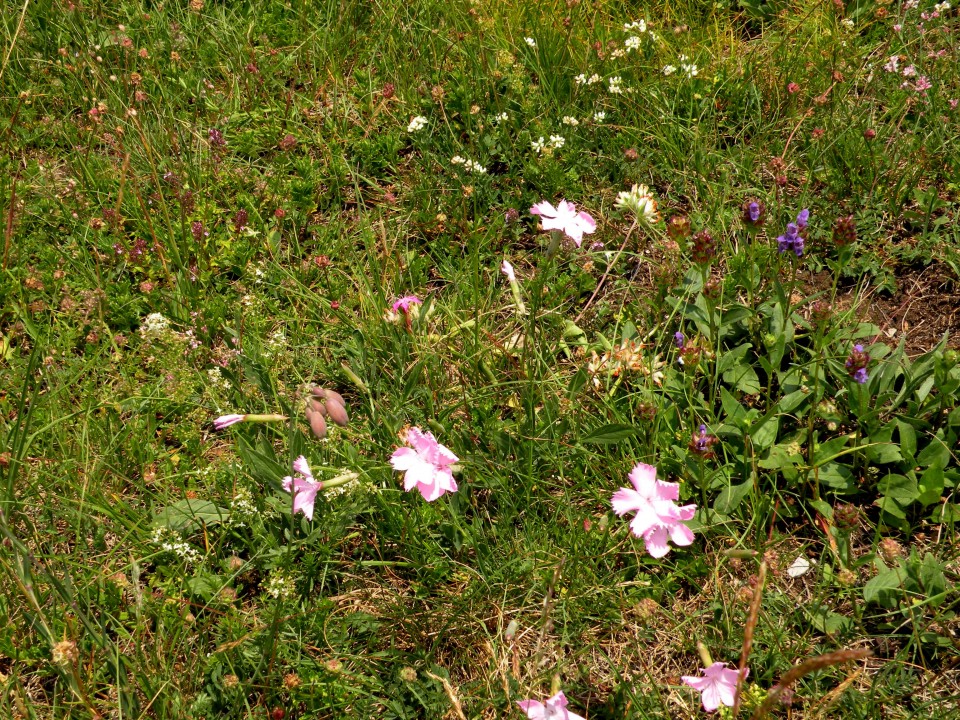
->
[324,399,349,427]
[307,408,328,439]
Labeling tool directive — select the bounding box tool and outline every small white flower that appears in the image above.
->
[407,115,428,132]
[901,65,917,78]
[549,135,565,149]
[587,73,601,85]
[615,184,660,223]
[608,76,623,94]
[593,111,606,122]
[562,116,579,126]
[681,61,699,78]
[493,112,509,123]
[663,65,677,76]
[524,37,536,47]
[624,20,647,33]
[501,259,516,282]
[574,73,587,85]
[265,570,297,601]
[840,18,855,29]
[625,36,642,52]
[140,312,171,338]
[451,155,466,165]
[531,136,546,153]
[883,55,900,73]
[207,367,232,390]
[462,158,487,174]
[611,48,625,59]
[934,1,950,11]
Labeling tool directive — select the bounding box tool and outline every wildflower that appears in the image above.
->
[530,200,597,247]
[282,456,323,520]
[935,1,951,11]
[574,73,587,85]
[690,229,716,264]
[682,663,747,712]
[393,295,422,313]
[390,427,458,502]
[517,691,585,720]
[463,159,487,174]
[674,331,685,349]
[611,462,696,557]
[214,414,245,429]
[840,18,855,29]
[614,184,660,223]
[407,115,428,132]
[562,116,579,126]
[914,76,932,92]
[662,65,677,76]
[549,135,565,149]
[264,569,297,600]
[531,137,546,153]
[587,73,601,85]
[494,112,509,123]
[502,259,527,315]
[524,37,536,47]
[667,215,691,241]
[140,312,170,337]
[901,64,917,78]
[624,20,647,33]
[592,111,606,122]
[52,640,79,666]
[451,155,466,165]
[689,424,718,458]
[625,35,642,52]
[833,215,857,246]
[208,127,226,149]
[845,344,870,384]
[505,208,520,223]
[777,210,808,257]
[787,82,800,93]
[883,56,900,73]
[742,199,765,227]
[607,76,623,94]
[501,259,517,283]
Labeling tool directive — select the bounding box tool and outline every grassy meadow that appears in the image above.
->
[2,0,960,717]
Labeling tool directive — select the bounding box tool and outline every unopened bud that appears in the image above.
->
[324,399,349,427]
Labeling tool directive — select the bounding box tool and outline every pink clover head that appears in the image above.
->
[681,662,747,712]
[390,427,458,501]
[529,200,596,247]
[516,691,585,720]
[611,462,696,557]
[282,455,323,520]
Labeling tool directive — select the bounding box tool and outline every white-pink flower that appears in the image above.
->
[611,463,696,557]
[214,414,245,430]
[530,200,597,247]
[390,427,458,501]
[393,295,422,313]
[282,455,323,520]
[682,662,747,712]
[517,691,585,720]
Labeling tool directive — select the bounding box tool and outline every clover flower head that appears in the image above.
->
[614,184,660,223]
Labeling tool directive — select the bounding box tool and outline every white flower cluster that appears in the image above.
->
[264,570,297,600]
[230,487,257,523]
[625,36,642,52]
[679,55,699,78]
[524,37,536,47]
[140,312,170,338]
[451,156,487,174]
[574,73,601,86]
[549,135,565,148]
[663,65,677,76]
[562,116,579,126]
[624,20,647,33]
[608,76,624,94]
[150,527,201,564]
[593,111,606,122]
[407,115,428,133]
[531,136,565,154]
[493,112,509,124]
[934,1,951,11]
[263,327,285,357]
[207,366,231,390]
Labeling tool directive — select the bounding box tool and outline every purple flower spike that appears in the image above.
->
[748,202,761,223]
[796,209,810,228]
[853,367,869,384]
[674,331,685,349]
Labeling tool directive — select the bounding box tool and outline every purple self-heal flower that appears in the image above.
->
[853,367,868,384]
[796,208,810,228]
[748,202,761,223]
[674,331,685,349]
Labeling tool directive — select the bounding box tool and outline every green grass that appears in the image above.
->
[1,0,960,717]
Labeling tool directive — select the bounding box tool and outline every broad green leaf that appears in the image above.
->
[863,565,904,608]
[153,500,229,533]
[919,553,946,598]
[917,438,950,469]
[582,424,636,445]
[714,480,752,514]
[896,420,917,460]
[876,473,919,506]
[917,466,945,506]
